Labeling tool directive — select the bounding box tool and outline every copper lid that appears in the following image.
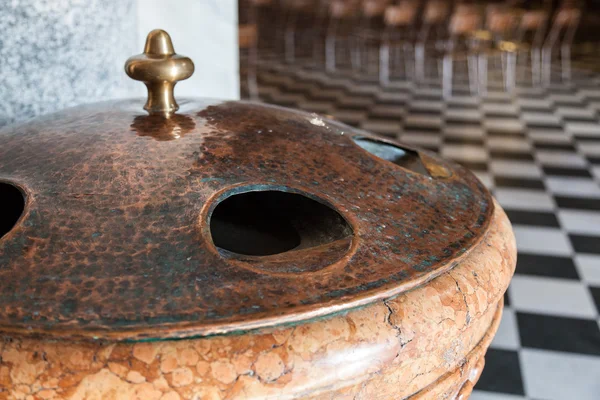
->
[0,31,493,341]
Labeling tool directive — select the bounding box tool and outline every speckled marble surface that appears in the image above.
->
[0,0,137,127]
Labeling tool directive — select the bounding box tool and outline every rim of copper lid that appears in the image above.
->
[0,193,494,342]
[0,221,493,342]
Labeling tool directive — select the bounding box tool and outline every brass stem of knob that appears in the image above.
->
[146,81,177,116]
[125,30,195,118]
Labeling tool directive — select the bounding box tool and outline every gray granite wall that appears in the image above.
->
[0,0,138,126]
[0,0,239,127]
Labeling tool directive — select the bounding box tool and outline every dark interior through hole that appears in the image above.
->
[0,182,25,240]
[210,190,352,256]
[353,137,429,176]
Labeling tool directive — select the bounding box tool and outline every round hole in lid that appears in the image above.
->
[0,182,25,240]
[209,189,353,257]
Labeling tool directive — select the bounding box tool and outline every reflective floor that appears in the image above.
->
[243,56,600,400]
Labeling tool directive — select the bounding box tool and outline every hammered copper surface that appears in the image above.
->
[0,99,493,340]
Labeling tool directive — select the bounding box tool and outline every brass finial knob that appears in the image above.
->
[125,30,194,117]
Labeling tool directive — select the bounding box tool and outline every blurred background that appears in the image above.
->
[1,0,600,399]
[236,1,600,400]
[239,0,600,99]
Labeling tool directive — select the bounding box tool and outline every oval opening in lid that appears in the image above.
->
[209,189,353,257]
[352,137,430,176]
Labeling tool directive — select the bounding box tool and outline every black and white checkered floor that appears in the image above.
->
[244,56,600,400]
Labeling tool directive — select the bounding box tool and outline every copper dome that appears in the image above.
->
[0,31,493,341]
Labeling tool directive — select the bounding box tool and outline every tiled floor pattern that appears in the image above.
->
[244,56,600,400]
